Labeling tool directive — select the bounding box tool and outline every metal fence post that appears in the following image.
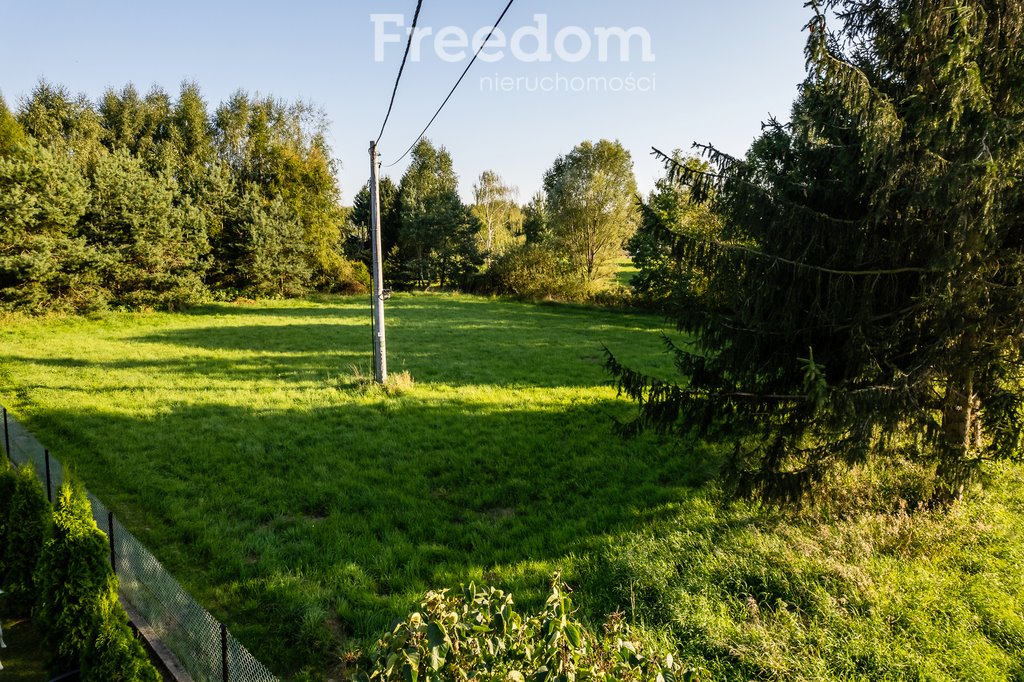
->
[221,623,229,682]
[108,511,116,574]
[45,449,52,502]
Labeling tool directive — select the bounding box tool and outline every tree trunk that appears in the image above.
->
[934,365,977,503]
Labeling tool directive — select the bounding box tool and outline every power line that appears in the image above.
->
[375,0,426,146]
[384,0,517,168]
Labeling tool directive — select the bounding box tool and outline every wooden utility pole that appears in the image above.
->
[369,141,388,384]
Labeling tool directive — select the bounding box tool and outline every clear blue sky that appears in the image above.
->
[0,1,811,203]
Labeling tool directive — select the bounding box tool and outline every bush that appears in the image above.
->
[35,483,117,672]
[2,464,51,611]
[0,457,17,576]
[487,244,581,302]
[362,577,703,682]
[80,591,161,682]
[316,253,370,295]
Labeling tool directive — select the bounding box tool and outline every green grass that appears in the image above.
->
[614,258,639,288]
[2,292,1023,681]
[579,465,1024,680]
[0,293,696,678]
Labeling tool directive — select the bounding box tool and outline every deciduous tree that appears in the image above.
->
[543,140,639,290]
[472,170,522,265]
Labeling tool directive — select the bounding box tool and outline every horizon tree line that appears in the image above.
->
[1,78,644,313]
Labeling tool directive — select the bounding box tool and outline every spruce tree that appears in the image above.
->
[608,0,1024,502]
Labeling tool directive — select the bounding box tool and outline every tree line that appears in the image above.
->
[349,137,641,300]
[1,79,645,313]
[0,81,371,313]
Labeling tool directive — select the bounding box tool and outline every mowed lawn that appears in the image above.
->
[0,294,697,678]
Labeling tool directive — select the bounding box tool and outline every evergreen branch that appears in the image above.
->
[650,146,864,227]
[664,224,938,277]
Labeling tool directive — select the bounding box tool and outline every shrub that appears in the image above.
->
[0,457,17,577]
[2,464,51,611]
[362,577,703,682]
[35,483,117,673]
[80,590,161,682]
[487,244,581,302]
[586,285,635,310]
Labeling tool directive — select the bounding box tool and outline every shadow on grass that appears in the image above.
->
[0,603,48,682]
[127,297,678,390]
[11,395,721,679]
[0,295,697,678]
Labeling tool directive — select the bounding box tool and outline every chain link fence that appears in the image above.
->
[3,407,278,682]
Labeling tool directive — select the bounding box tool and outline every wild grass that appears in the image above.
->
[0,293,694,678]
[1,292,1022,681]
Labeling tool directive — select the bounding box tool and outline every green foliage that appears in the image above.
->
[35,483,118,672]
[2,79,361,314]
[543,140,639,290]
[473,170,523,265]
[81,148,210,309]
[0,140,98,313]
[227,190,313,298]
[0,94,27,154]
[626,155,720,309]
[80,591,161,682]
[610,0,1024,503]
[211,91,358,294]
[349,176,401,266]
[17,80,105,163]
[487,243,579,302]
[522,192,549,245]
[97,83,176,172]
[0,457,17,580]
[364,578,701,682]
[2,465,51,611]
[397,139,482,288]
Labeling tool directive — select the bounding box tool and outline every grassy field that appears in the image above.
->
[0,293,695,678]
[1,293,1022,681]
[614,258,639,288]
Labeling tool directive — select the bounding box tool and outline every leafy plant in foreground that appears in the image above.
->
[363,577,703,682]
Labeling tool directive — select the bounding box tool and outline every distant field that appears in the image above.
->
[615,258,639,288]
[3,293,1023,681]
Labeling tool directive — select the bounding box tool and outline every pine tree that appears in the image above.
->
[608,0,1024,503]
[80,148,209,309]
[397,140,482,288]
